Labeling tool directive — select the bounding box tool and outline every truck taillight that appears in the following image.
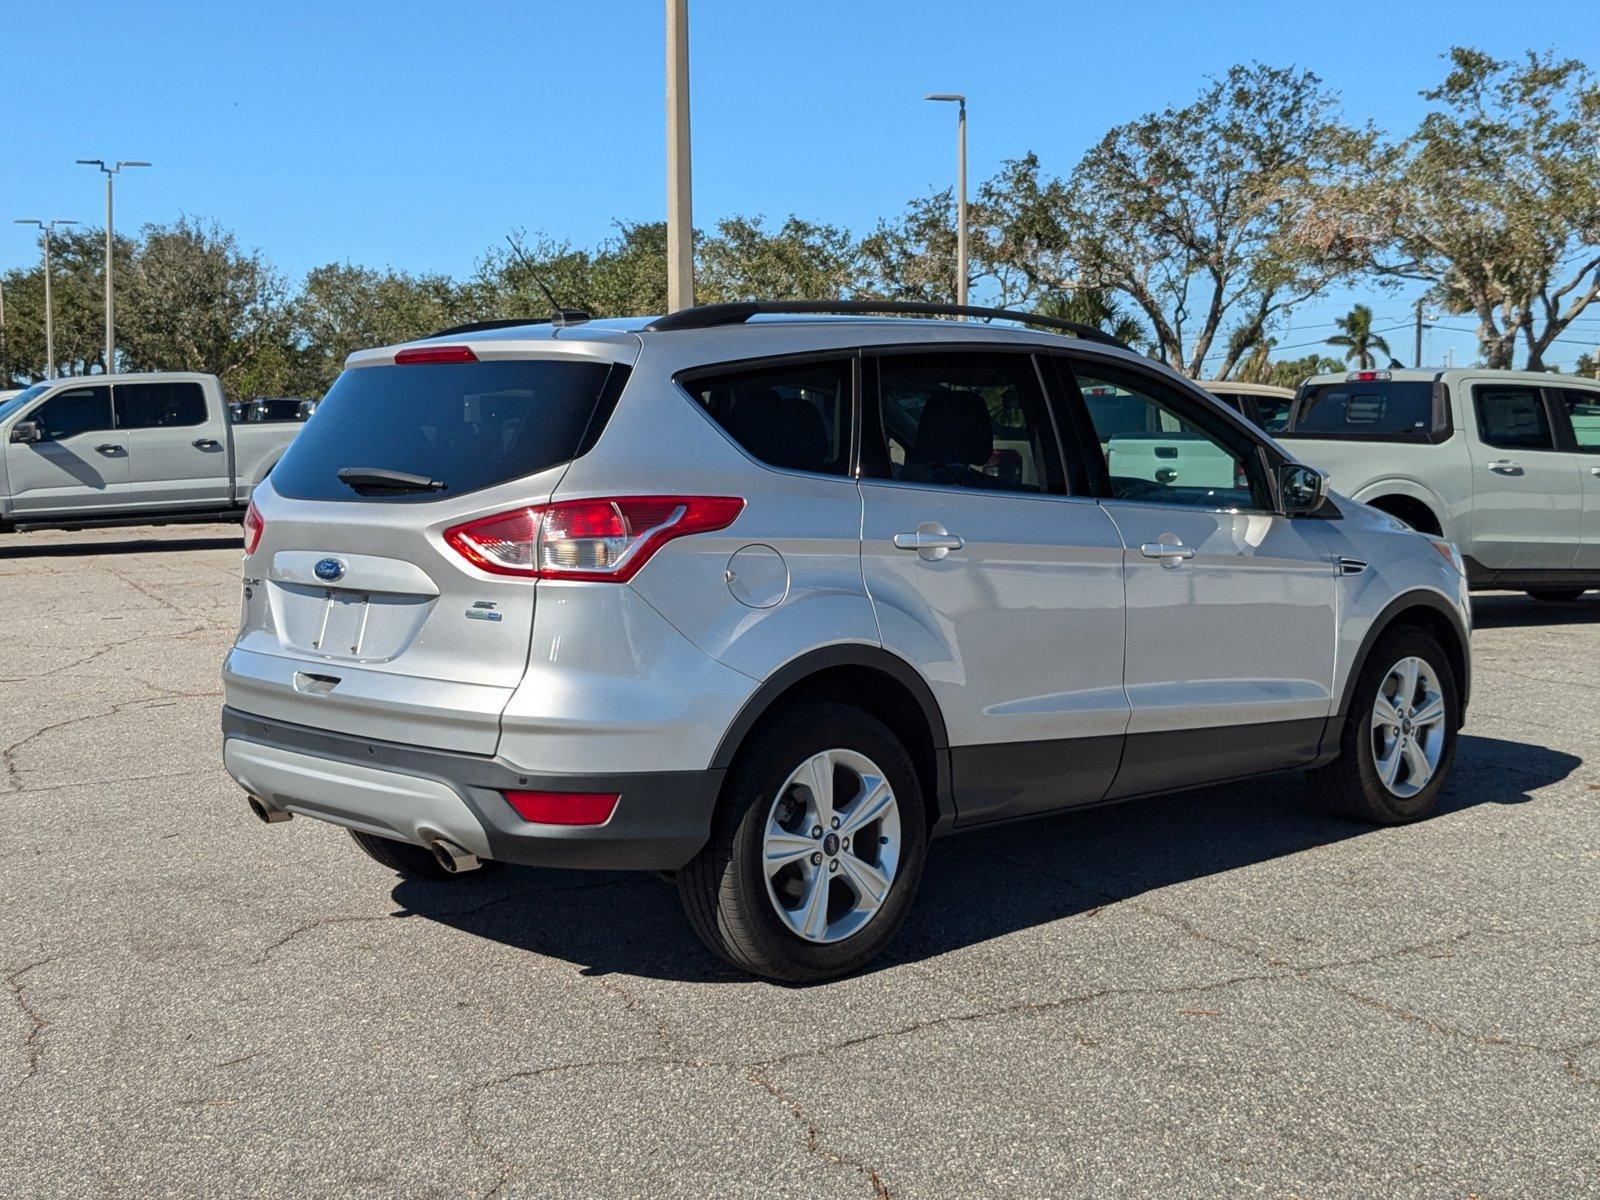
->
[443,496,744,582]
[243,500,264,555]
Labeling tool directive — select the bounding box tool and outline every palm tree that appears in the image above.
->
[1035,289,1146,350]
[1326,304,1391,370]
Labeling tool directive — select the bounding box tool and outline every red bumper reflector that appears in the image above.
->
[503,790,619,826]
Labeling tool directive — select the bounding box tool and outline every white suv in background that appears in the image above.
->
[221,301,1472,982]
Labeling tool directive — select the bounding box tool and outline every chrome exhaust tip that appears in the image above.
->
[429,838,481,874]
[247,795,291,824]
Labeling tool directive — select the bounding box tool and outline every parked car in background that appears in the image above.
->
[1279,367,1600,599]
[1200,380,1296,431]
[0,389,24,405]
[0,372,309,532]
[221,301,1471,982]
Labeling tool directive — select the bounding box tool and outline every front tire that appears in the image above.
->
[1307,627,1458,824]
[1525,588,1586,602]
[678,703,928,982]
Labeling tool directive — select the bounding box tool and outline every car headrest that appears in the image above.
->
[726,388,829,472]
[908,388,992,466]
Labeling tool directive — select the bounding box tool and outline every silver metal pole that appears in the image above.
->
[956,98,968,310]
[665,0,695,313]
[1413,297,1423,368]
[105,171,115,371]
[42,230,55,380]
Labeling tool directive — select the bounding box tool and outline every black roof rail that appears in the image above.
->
[643,300,1132,350]
[424,310,593,339]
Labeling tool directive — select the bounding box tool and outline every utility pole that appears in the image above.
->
[14,218,79,380]
[926,93,968,310]
[77,159,150,372]
[664,0,694,313]
[1413,296,1425,368]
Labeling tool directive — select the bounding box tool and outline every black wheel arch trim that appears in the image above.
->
[1334,589,1471,725]
[709,643,957,832]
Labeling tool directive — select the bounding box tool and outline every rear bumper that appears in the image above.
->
[221,707,723,870]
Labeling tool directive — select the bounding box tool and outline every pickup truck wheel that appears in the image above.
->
[347,829,496,881]
[677,703,928,982]
[1307,627,1458,825]
[1525,588,1586,602]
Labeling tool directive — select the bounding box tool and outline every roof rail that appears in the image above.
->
[424,310,593,339]
[642,300,1132,350]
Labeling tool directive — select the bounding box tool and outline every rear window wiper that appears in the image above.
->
[336,467,448,494]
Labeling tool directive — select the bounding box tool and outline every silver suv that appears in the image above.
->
[222,301,1473,982]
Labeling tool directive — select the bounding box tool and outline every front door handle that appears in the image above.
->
[1140,541,1196,565]
[1588,466,1600,477]
[94,443,123,456]
[1486,459,1524,475]
[193,437,220,450]
[892,524,965,561]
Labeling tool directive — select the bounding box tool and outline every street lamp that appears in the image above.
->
[14,218,80,380]
[925,93,967,311]
[77,159,149,372]
[664,0,694,313]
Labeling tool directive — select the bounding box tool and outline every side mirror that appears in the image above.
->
[1280,464,1331,515]
[1278,462,1328,515]
[9,420,43,444]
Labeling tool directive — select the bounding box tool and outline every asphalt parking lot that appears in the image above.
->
[1,524,1595,1198]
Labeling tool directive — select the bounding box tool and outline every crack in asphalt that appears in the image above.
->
[1,692,219,793]
[5,955,61,1080]
[745,1066,891,1198]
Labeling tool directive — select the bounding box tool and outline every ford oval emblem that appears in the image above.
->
[314,557,346,583]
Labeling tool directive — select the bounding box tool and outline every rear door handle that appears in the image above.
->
[193,437,220,449]
[1140,541,1195,564]
[1486,460,1524,475]
[892,525,965,561]
[1589,466,1600,477]
[94,443,123,456]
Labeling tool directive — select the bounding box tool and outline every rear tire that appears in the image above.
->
[1307,627,1458,825]
[678,703,928,982]
[1525,588,1586,602]
[348,829,494,881]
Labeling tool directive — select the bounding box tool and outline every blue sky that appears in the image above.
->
[4,0,1598,371]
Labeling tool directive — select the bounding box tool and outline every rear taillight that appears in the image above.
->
[394,344,477,365]
[444,496,744,582]
[503,790,619,825]
[242,500,264,555]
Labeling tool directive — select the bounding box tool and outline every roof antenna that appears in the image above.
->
[505,235,590,327]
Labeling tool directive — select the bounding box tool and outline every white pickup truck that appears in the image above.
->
[0,372,307,532]
[1278,367,1600,599]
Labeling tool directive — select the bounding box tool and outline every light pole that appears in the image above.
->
[926,93,967,311]
[77,159,149,372]
[14,218,80,380]
[664,0,694,313]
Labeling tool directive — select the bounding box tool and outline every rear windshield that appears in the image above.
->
[270,359,624,502]
[1286,381,1437,438]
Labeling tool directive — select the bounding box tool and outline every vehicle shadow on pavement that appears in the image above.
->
[391,733,1578,984]
[0,534,241,559]
[1469,593,1600,629]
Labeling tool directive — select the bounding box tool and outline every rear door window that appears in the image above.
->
[684,358,851,476]
[34,386,113,440]
[114,381,208,429]
[269,359,626,502]
[1473,385,1553,450]
[1555,388,1600,454]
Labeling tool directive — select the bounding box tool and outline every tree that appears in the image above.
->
[120,218,293,393]
[1034,288,1146,349]
[1325,302,1393,369]
[293,263,478,392]
[697,215,862,302]
[1060,64,1376,377]
[1232,340,1344,389]
[1,229,137,383]
[1367,48,1600,369]
[858,188,964,303]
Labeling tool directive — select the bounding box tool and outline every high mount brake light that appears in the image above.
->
[1347,370,1391,383]
[243,500,264,555]
[444,496,744,582]
[394,345,478,365]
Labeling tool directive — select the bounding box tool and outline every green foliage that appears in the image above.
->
[1325,303,1393,369]
[1033,289,1146,349]
[1366,47,1600,368]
